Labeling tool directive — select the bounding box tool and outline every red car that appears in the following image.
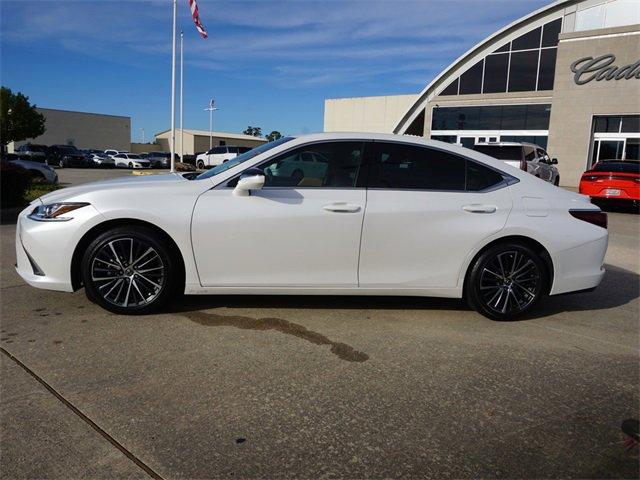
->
[579,160,640,208]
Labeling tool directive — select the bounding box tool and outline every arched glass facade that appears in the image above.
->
[439,18,562,96]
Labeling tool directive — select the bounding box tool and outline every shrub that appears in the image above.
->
[1,160,32,207]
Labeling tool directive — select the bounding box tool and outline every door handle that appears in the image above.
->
[462,204,497,214]
[323,203,361,213]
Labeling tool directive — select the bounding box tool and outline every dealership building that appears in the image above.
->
[324,0,640,186]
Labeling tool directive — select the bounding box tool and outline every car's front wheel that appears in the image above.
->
[81,226,179,314]
[465,243,547,320]
[197,160,205,170]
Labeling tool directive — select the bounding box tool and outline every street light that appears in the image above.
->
[140,128,145,144]
[204,99,219,150]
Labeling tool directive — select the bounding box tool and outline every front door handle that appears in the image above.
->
[462,204,497,214]
[323,203,362,213]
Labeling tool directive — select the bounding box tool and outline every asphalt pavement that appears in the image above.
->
[1,169,638,479]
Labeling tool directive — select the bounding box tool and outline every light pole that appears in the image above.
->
[169,0,177,173]
[140,128,145,144]
[204,99,218,149]
[180,30,184,161]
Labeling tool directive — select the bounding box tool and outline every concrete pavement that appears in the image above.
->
[1,170,638,479]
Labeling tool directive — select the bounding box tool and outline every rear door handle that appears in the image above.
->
[462,204,497,214]
[323,203,362,213]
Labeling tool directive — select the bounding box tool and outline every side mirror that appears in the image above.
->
[234,170,265,196]
[551,158,558,165]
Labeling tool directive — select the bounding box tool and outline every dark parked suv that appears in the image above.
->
[48,145,89,168]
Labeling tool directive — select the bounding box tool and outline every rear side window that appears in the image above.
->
[466,161,505,191]
[369,143,466,191]
[369,142,504,192]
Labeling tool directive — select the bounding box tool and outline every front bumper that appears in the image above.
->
[15,203,105,292]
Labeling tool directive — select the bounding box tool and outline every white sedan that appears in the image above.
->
[15,133,608,320]
[112,153,151,169]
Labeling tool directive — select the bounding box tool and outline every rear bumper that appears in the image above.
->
[549,233,608,295]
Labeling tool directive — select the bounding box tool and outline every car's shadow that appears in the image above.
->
[168,263,638,321]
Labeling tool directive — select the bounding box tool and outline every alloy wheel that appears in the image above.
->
[478,250,541,315]
[90,237,165,308]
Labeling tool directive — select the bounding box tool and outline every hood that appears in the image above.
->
[37,172,189,204]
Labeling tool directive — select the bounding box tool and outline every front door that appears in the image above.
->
[191,141,367,287]
[358,141,512,289]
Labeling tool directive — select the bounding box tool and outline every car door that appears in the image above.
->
[191,141,367,287]
[358,141,513,289]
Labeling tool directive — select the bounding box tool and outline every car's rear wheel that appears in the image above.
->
[554,176,560,186]
[465,243,546,320]
[81,226,179,315]
[197,160,205,170]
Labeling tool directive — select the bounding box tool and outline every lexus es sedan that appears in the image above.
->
[15,133,608,320]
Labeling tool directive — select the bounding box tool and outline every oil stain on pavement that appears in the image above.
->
[183,310,369,363]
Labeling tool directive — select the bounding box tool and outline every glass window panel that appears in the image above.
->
[621,115,640,133]
[369,143,466,191]
[590,140,600,167]
[257,142,363,188]
[430,135,457,144]
[594,116,622,133]
[459,60,484,95]
[494,42,510,53]
[541,18,562,47]
[478,106,503,130]
[405,110,425,136]
[500,105,527,129]
[508,50,539,92]
[501,135,549,149]
[599,140,624,160]
[440,78,458,96]
[525,104,551,130]
[483,54,509,93]
[466,161,505,191]
[460,137,475,149]
[512,26,541,51]
[537,48,557,90]
[625,139,640,161]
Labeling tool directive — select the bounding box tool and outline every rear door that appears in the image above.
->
[359,141,512,289]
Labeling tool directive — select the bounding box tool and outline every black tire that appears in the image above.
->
[554,176,560,186]
[465,242,547,321]
[29,170,47,183]
[128,162,133,169]
[81,226,180,315]
[197,160,205,170]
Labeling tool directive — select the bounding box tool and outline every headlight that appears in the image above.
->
[28,203,89,222]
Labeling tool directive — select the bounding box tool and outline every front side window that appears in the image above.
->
[369,143,466,191]
[257,142,364,188]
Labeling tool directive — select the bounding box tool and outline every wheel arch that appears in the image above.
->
[70,218,186,291]
[462,235,554,297]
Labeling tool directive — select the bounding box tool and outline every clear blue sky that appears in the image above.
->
[1,0,549,141]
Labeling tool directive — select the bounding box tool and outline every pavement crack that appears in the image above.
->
[0,347,164,480]
[183,310,369,362]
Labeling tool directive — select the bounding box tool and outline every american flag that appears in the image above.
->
[188,0,208,39]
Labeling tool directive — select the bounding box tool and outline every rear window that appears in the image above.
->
[474,145,522,161]
[592,161,640,173]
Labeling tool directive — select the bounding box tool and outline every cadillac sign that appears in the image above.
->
[571,54,640,85]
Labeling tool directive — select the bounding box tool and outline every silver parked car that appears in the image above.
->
[4,154,58,183]
[473,142,560,185]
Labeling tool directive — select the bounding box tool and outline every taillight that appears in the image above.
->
[582,175,598,181]
[569,210,607,229]
[634,177,640,183]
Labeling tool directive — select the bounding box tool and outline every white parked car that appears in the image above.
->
[112,153,151,169]
[15,133,607,320]
[473,142,560,185]
[196,145,251,169]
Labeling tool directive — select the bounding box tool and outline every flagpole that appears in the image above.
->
[180,30,184,162]
[170,0,177,173]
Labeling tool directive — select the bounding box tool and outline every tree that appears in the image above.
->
[243,126,262,137]
[0,87,46,151]
[266,130,282,142]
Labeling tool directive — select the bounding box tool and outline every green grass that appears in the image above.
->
[24,183,63,203]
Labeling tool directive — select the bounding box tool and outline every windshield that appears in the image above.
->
[473,145,522,161]
[128,154,142,159]
[58,146,78,154]
[196,137,295,180]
